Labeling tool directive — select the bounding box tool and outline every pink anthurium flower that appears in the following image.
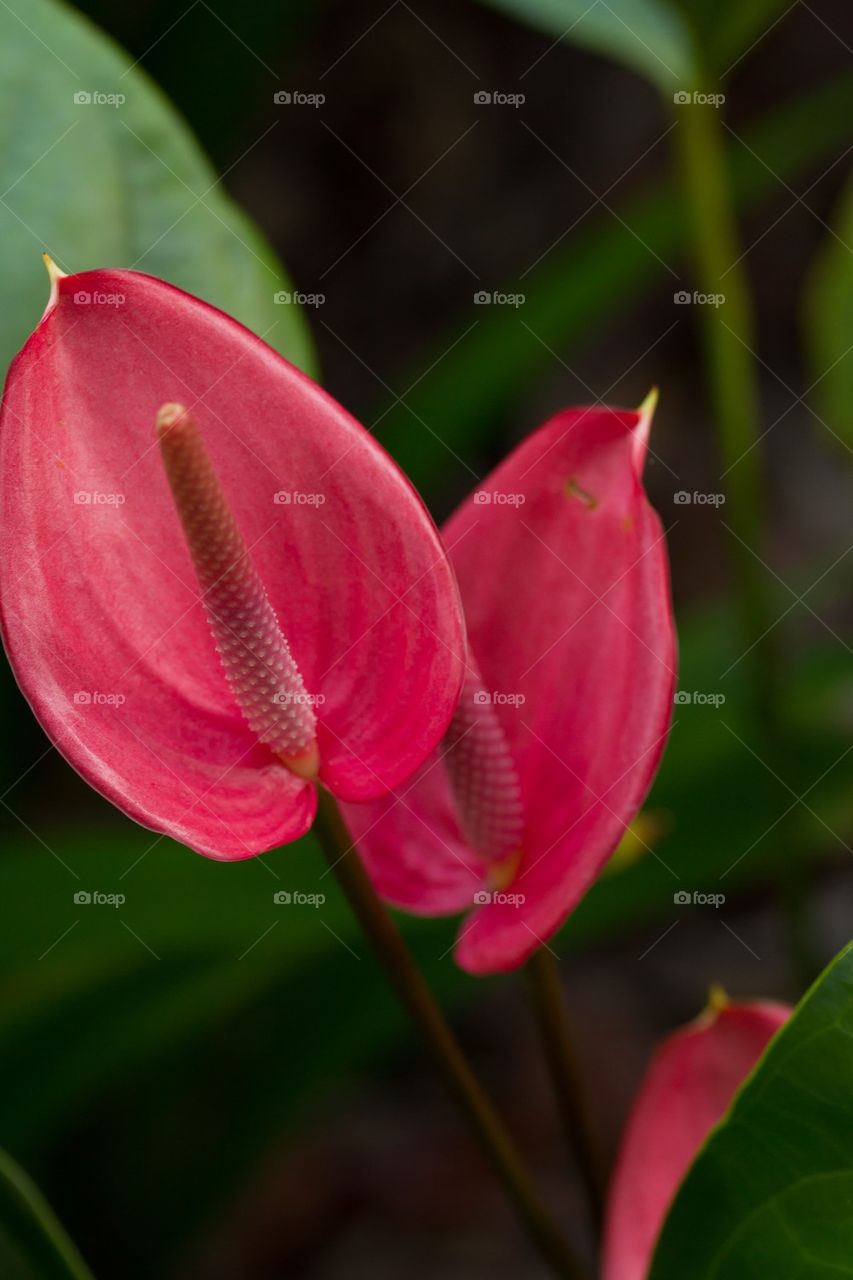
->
[0,262,465,858]
[343,398,677,973]
[602,992,790,1280]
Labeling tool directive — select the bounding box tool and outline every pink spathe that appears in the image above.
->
[0,266,464,858]
[343,401,677,973]
[602,997,790,1280]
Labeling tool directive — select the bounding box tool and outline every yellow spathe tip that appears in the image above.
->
[631,387,659,472]
[707,983,730,1014]
[691,982,730,1031]
[638,386,659,420]
[41,254,68,317]
[42,253,67,286]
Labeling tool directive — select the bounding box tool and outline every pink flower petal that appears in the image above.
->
[602,998,790,1280]
[347,403,676,971]
[0,268,464,856]
[343,750,483,914]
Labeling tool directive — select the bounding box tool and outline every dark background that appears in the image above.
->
[1,1,852,1276]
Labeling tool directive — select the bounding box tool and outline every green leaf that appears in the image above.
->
[650,940,853,1279]
[0,1148,93,1279]
[377,72,853,496]
[0,0,315,378]
[804,175,853,455]
[682,0,798,75]
[478,0,694,91]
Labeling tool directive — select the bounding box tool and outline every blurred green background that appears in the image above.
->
[0,0,851,1275]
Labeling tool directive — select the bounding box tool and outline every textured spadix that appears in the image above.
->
[602,995,790,1280]
[443,666,525,866]
[343,401,676,972]
[155,402,318,778]
[0,266,465,857]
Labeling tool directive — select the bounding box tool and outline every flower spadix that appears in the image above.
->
[343,401,677,972]
[0,265,464,857]
[155,402,319,781]
[602,993,790,1280]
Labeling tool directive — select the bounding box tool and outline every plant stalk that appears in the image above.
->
[672,85,779,729]
[673,65,818,986]
[526,949,605,1241]
[313,787,587,1280]
[0,1149,95,1280]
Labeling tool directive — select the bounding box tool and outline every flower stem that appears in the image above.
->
[673,70,819,988]
[672,85,779,728]
[313,788,587,1280]
[0,1149,95,1279]
[525,949,605,1241]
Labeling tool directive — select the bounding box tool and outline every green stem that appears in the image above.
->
[673,65,818,987]
[0,1150,95,1280]
[673,85,779,728]
[313,788,587,1280]
[526,950,605,1242]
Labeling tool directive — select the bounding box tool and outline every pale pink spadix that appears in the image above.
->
[443,665,524,874]
[155,402,319,780]
[0,264,466,858]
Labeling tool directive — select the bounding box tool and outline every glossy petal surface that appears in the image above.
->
[0,268,464,857]
[602,999,790,1280]
[347,404,676,971]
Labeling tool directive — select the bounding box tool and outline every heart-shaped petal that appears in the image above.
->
[345,402,676,971]
[0,267,465,857]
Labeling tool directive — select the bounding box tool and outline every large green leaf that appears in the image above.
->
[651,940,853,1278]
[0,0,315,377]
[804,175,853,455]
[479,0,694,91]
